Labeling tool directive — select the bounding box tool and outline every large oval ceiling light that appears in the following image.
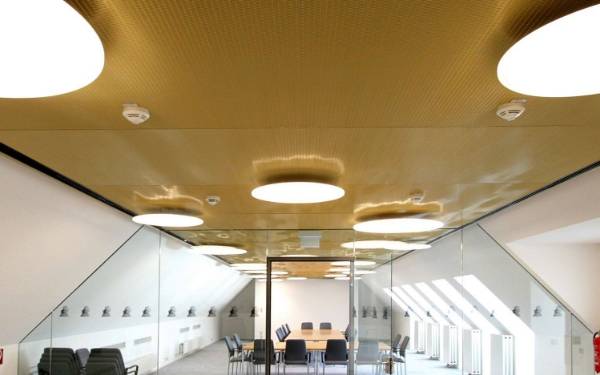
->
[192,245,247,255]
[497,4,600,97]
[132,213,203,228]
[231,263,266,270]
[342,240,431,251]
[353,218,443,234]
[0,0,104,98]
[330,260,376,267]
[251,182,345,204]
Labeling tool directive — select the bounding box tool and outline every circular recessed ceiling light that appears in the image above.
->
[330,260,376,267]
[245,270,267,274]
[281,254,317,257]
[231,263,266,270]
[342,270,376,275]
[324,274,346,278]
[334,276,361,281]
[353,218,443,234]
[132,213,203,228]
[342,240,431,251]
[0,0,104,98]
[287,277,307,281]
[329,268,351,273]
[192,245,247,255]
[270,271,289,275]
[251,182,345,204]
[497,4,600,97]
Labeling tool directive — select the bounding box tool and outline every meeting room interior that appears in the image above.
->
[1,1,599,375]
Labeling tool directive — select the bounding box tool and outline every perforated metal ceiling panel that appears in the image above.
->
[1,0,599,265]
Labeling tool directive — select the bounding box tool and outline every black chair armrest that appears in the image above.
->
[125,364,139,375]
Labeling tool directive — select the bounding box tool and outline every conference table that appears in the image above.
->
[241,329,391,374]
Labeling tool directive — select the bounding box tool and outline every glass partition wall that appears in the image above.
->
[17,226,594,375]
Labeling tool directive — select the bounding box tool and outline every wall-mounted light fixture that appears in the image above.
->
[383,307,388,320]
[229,306,238,317]
[362,306,368,318]
[188,306,196,317]
[208,307,216,317]
[512,306,520,317]
[404,311,410,318]
[372,306,378,319]
[489,310,495,318]
[533,306,542,317]
[81,306,90,317]
[59,306,69,317]
[102,306,111,317]
[142,306,151,318]
[553,307,563,317]
[122,306,131,318]
[168,306,177,317]
[250,307,256,318]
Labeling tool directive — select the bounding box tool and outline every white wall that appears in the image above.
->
[0,154,139,375]
[481,166,600,330]
[254,279,349,338]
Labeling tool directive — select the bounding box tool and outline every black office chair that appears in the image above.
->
[283,340,310,375]
[319,322,332,330]
[252,339,279,374]
[285,324,291,335]
[276,328,286,343]
[282,324,290,338]
[86,348,138,375]
[225,336,248,375]
[37,348,81,375]
[343,324,351,341]
[233,334,244,352]
[383,336,410,375]
[391,334,402,355]
[300,322,313,330]
[356,340,382,374]
[321,339,348,374]
[75,348,90,369]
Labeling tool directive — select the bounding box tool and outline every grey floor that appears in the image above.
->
[156,341,460,375]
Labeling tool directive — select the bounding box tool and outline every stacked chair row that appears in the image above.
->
[38,347,138,375]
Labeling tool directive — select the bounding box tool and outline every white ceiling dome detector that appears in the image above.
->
[0,0,104,98]
[251,181,345,204]
[191,245,247,255]
[353,217,444,234]
[497,4,600,97]
[132,213,203,228]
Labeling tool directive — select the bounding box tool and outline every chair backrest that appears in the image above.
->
[399,336,410,356]
[87,348,126,375]
[356,340,380,362]
[275,328,285,342]
[301,322,313,330]
[224,336,236,357]
[319,322,332,330]
[75,348,90,368]
[233,334,243,351]
[285,323,291,334]
[324,339,348,362]
[282,324,290,336]
[38,348,80,375]
[252,339,276,364]
[392,334,402,351]
[284,340,307,362]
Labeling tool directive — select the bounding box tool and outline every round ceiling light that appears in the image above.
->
[330,260,376,267]
[497,4,600,97]
[192,245,247,255]
[281,254,317,257]
[342,240,431,251]
[343,269,376,275]
[287,277,307,281]
[0,0,104,98]
[132,213,203,228]
[251,182,345,204]
[329,268,351,273]
[353,218,443,234]
[324,274,346,278]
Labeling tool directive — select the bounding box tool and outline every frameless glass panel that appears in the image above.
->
[570,315,594,375]
[18,315,52,375]
[48,227,160,375]
[462,224,570,375]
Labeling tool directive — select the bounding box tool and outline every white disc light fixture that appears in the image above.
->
[132,213,203,228]
[192,245,247,255]
[0,0,105,98]
[330,260,376,267]
[497,4,600,97]
[251,181,344,204]
[353,218,443,234]
[342,240,431,251]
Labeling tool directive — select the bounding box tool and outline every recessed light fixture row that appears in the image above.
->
[342,240,431,251]
[251,181,344,204]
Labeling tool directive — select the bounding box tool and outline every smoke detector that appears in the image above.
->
[122,103,150,125]
[206,196,221,206]
[496,99,526,122]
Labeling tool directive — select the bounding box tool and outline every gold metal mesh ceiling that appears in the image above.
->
[1,1,599,266]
